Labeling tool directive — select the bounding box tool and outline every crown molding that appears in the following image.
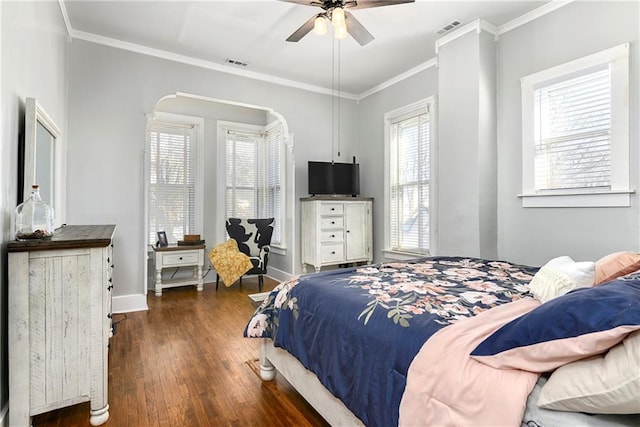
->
[357,58,438,101]
[57,0,72,41]
[70,29,360,101]
[60,0,574,101]
[435,19,498,54]
[497,0,576,35]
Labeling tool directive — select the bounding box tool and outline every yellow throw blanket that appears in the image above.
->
[208,239,253,287]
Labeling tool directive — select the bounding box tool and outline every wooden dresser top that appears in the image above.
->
[8,224,116,252]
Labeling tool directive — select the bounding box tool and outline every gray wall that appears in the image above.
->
[497,0,639,266]
[66,40,360,301]
[0,1,69,422]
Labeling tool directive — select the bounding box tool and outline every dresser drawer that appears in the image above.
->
[320,216,344,229]
[320,203,344,216]
[321,244,344,263]
[320,230,343,242]
[162,251,200,266]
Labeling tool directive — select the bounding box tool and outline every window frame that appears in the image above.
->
[217,120,286,250]
[145,112,205,246]
[383,97,437,260]
[520,43,631,208]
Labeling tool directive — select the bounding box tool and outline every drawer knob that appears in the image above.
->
[347,230,350,233]
[331,208,335,211]
[331,251,335,254]
[331,221,335,224]
[179,257,183,260]
[331,234,335,238]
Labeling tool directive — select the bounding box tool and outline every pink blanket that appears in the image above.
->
[399,298,541,426]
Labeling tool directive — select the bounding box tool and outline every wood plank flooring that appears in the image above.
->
[33,278,329,427]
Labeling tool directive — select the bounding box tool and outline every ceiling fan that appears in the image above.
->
[280,0,415,46]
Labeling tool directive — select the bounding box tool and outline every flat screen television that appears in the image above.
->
[308,160,360,196]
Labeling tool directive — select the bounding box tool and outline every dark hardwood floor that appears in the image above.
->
[33,278,329,427]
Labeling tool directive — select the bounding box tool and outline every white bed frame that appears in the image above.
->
[259,339,364,426]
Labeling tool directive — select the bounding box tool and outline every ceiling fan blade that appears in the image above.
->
[345,11,374,46]
[348,0,415,10]
[279,0,323,7]
[286,14,317,42]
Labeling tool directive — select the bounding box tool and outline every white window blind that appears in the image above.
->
[148,123,197,245]
[533,67,611,192]
[225,123,283,244]
[520,43,630,208]
[389,110,430,254]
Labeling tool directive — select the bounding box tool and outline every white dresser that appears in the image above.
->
[300,197,373,273]
[8,225,115,426]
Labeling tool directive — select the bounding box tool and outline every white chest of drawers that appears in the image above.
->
[300,197,373,273]
[8,225,115,426]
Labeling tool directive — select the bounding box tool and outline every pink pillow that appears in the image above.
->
[595,251,640,285]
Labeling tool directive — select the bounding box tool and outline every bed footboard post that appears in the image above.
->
[259,339,276,381]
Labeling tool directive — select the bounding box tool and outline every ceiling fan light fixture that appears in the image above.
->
[313,15,327,35]
[334,22,348,40]
[331,7,345,26]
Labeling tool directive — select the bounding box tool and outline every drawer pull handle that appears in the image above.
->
[108,285,113,291]
[107,313,112,319]
[331,234,335,238]
[331,221,335,224]
[109,278,113,283]
[331,208,335,211]
[331,251,336,254]
[347,230,350,233]
[179,257,183,260]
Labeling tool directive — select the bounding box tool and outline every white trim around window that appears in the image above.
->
[383,96,437,259]
[519,43,632,208]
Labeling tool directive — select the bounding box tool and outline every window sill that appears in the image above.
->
[382,249,429,261]
[269,245,286,256]
[518,189,634,208]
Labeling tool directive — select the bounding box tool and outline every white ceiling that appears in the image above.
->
[62,0,551,97]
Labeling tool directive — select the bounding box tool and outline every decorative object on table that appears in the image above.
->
[208,238,253,288]
[177,234,205,246]
[14,184,54,240]
[156,231,168,247]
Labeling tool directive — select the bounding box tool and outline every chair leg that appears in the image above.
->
[258,275,263,292]
[216,274,219,291]
[239,276,242,290]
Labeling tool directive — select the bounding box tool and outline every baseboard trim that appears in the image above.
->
[112,294,149,313]
[0,401,8,427]
[266,266,291,284]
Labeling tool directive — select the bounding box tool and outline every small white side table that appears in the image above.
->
[152,245,205,296]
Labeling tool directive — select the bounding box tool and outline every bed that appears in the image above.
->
[244,255,640,426]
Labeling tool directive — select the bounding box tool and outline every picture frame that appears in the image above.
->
[156,231,168,247]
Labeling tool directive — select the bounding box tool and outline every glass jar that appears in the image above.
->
[15,184,55,240]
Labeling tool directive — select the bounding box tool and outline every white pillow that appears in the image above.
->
[529,256,595,303]
[538,330,640,414]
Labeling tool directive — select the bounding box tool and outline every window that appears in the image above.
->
[520,43,630,207]
[147,113,203,245]
[384,98,434,257]
[221,121,284,246]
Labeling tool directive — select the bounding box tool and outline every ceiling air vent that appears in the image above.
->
[225,58,248,67]
[437,21,461,35]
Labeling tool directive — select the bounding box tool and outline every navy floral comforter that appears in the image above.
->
[244,256,537,426]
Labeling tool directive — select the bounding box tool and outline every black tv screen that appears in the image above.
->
[308,161,360,196]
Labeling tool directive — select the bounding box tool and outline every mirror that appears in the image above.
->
[23,97,64,227]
